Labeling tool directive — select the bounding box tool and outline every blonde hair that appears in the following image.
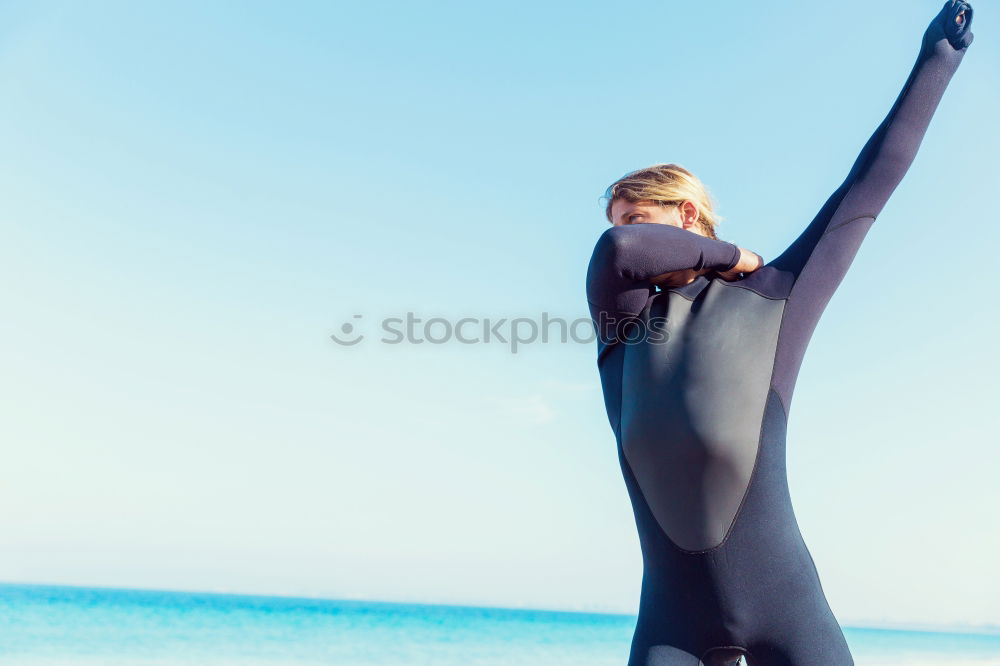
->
[601,163,724,240]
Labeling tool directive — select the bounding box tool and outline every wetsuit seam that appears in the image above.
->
[665,280,786,302]
[772,385,790,422]
[823,213,876,235]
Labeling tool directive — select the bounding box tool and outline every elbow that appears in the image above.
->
[596,224,628,250]
[595,223,655,261]
[587,226,638,292]
[592,226,630,272]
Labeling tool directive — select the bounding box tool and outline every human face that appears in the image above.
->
[609,198,702,234]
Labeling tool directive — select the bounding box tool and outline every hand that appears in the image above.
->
[716,247,763,282]
[922,0,973,54]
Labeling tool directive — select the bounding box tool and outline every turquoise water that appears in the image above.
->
[0,583,997,665]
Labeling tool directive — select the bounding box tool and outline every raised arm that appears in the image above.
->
[586,222,741,347]
[768,0,973,279]
[768,0,974,410]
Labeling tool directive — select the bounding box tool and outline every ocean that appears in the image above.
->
[0,583,997,665]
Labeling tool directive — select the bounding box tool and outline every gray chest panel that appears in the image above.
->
[620,281,786,552]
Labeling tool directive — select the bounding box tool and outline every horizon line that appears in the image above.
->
[2,579,998,637]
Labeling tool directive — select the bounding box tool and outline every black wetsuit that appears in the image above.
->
[585,4,973,665]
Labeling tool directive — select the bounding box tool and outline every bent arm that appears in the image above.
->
[586,223,740,345]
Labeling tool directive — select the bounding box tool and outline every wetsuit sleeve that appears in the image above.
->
[586,223,741,345]
[769,0,973,409]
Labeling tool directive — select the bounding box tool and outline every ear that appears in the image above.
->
[679,200,700,230]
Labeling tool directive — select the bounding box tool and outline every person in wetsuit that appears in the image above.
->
[585,3,974,665]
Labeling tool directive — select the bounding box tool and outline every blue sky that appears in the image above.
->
[1,0,998,630]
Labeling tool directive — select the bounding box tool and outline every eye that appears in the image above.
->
[628,215,641,224]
